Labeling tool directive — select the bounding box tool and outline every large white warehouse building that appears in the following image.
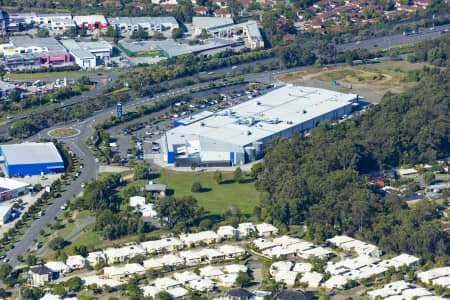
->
[163,85,359,167]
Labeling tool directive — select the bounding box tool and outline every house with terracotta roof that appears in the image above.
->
[214,9,233,17]
[194,6,208,15]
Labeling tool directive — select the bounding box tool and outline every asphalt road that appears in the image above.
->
[338,24,450,52]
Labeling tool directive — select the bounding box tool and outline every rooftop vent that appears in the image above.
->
[256,101,261,105]
[200,122,205,126]
[303,110,307,114]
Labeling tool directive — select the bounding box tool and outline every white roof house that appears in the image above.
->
[417,267,450,283]
[401,287,432,299]
[274,270,298,286]
[293,262,312,273]
[327,235,355,247]
[255,223,279,237]
[141,286,162,298]
[339,239,382,257]
[300,271,323,288]
[384,280,411,293]
[129,195,146,207]
[200,265,224,279]
[178,249,205,265]
[270,261,293,276]
[367,287,399,299]
[298,246,334,259]
[140,237,183,253]
[217,225,237,239]
[83,275,122,288]
[143,254,184,269]
[263,245,297,258]
[273,236,303,247]
[153,277,182,290]
[103,263,146,280]
[179,230,220,246]
[218,244,246,258]
[104,245,146,263]
[173,271,201,284]
[432,275,450,288]
[218,273,238,287]
[44,261,70,274]
[324,275,349,289]
[188,278,216,291]
[224,264,248,274]
[201,248,226,262]
[66,255,87,269]
[237,222,256,237]
[168,287,188,299]
[87,251,106,266]
[253,238,277,251]
[39,294,61,300]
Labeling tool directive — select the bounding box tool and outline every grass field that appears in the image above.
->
[5,70,92,81]
[49,127,79,137]
[155,171,260,216]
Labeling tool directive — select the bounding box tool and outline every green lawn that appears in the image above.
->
[59,221,80,239]
[155,171,260,216]
[5,70,92,80]
[75,211,90,220]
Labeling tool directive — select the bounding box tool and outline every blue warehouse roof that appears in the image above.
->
[0,142,63,165]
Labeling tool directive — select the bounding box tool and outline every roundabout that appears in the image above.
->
[48,127,80,138]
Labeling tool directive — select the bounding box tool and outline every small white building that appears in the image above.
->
[224,264,248,274]
[298,246,334,260]
[218,273,238,287]
[201,248,225,262]
[140,237,184,254]
[199,265,224,279]
[255,223,279,237]
[45,261,70,274]
[153,277,182,290]
[217,225,237,239]
[129,195,146,207]
[83,275,122,288]
[144,254,184,269]
[168,287,188,299]
[188,278,216,292]
[141,285,162,298]
[253,238,277,251]
[300,271,323,288]
[66,255,87,270]
[173,271,201,284]
[273,235,304,247]
[103,263,146,280]
[104,245,146,263]
[324,275,349,289]
[417,267,450,284]
[293,262,312,273]
[178,249,205,265]
[270,261,293,276]
[237,222,256,237]
[86,251,106,266]
[274,270,298,286]
[218,244,246,258]
[0,177,31,200]
[180,230,220,247]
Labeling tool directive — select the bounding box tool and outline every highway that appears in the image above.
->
[2,25,447,267]
[338,24,450,52]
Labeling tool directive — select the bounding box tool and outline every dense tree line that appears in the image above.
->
[407,34,450,67]
[254,68,449,259]
[94,209,149,240]
[72,173,121,211]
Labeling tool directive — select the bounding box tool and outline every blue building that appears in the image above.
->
[0,142,65,177]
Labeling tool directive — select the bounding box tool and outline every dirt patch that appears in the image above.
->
[277,61,426,103]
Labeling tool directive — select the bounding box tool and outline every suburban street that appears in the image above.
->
[2,26,447,267]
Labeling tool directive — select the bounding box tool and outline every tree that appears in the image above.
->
[200,28,209,40]
[191,181,202,193]
[214,170,223,184]
[199,219,212,230]
[54,285,66,297]
[157,291,172,300]
[250,162,263,179]
[48,237,65,250]
[233,167,243,183]
[113,153,121,162]
[423,171,436,185]
[0,264,11,281]
[36,28,49,38]
[131,30,149,40]
[152,31,166,40]
[227,0,243,15]
[25,254,37,266]
[134,162,149,180]
[155,195,204,229]
[0,288,6,300]
[65,276,82,292]
[236,271,252,287]
[104,26,119,38]
[172,28,183,39]
[8,90,20,103]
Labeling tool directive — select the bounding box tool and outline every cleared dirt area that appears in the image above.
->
[277,61,429,103]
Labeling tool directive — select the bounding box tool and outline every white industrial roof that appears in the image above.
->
[0,205,11,218]
[166,85,357,151]
[0,177,30,190]
[192,16,234,30]
[1,142,63,165]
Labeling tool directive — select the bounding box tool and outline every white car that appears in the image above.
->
[61,205,67,210]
